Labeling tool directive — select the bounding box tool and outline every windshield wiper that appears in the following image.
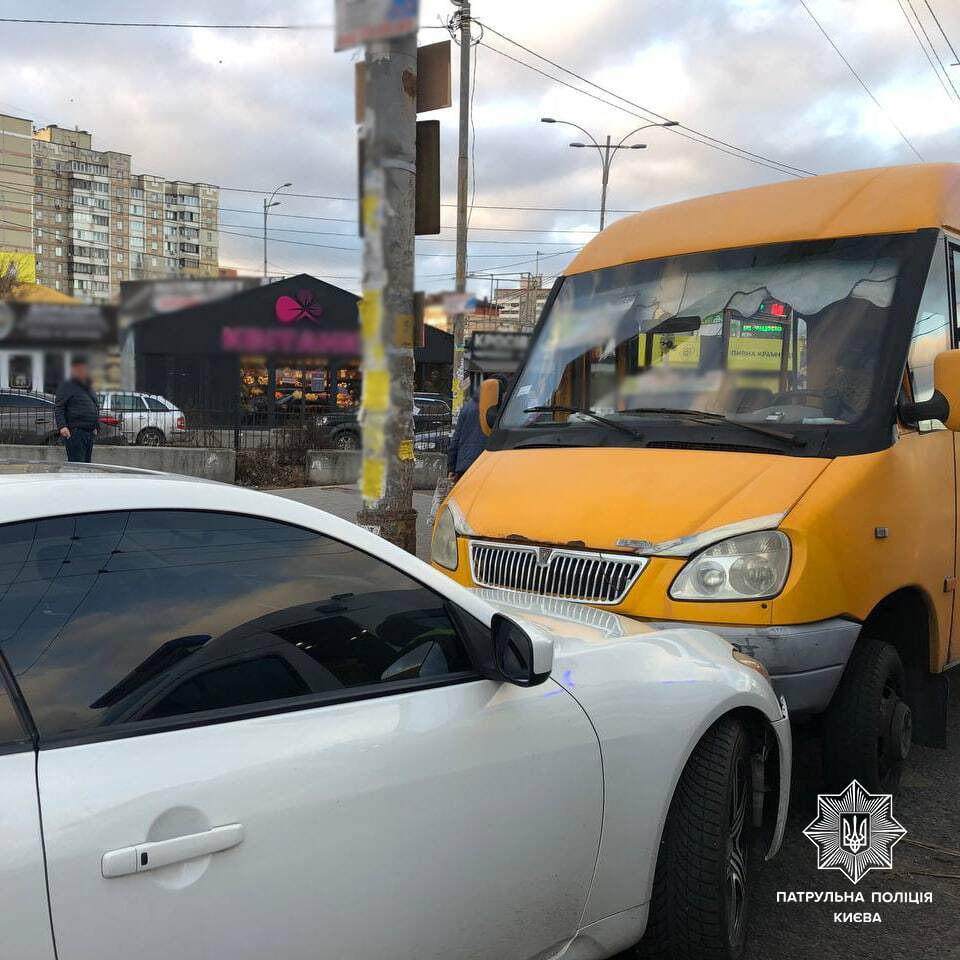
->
[524,405,644,441]
[618,407,806,447]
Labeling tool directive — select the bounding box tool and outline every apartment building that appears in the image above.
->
[0,115,220,303]
[493,274,552,331]
[0,115,34,258]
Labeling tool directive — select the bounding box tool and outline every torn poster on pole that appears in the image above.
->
[335,0,419,51]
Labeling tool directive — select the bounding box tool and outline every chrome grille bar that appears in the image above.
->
[468,540,647,605]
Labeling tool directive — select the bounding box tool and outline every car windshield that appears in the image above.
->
[501,235,916,438]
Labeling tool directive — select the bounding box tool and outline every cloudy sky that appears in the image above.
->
[2,0,959,296]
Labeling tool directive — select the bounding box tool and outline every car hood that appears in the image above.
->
[451,447,829,551]
[474,586,778,700]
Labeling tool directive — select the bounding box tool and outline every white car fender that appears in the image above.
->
[500,614,790,931]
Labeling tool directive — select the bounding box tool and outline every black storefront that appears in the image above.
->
[129,274,453,426]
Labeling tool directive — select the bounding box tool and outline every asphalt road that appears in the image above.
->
[271,484,960,958]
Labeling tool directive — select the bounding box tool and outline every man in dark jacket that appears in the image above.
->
[54,357,99,463]
[447,377,486,481]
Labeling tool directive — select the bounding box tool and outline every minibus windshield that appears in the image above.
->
[501,235,916,441]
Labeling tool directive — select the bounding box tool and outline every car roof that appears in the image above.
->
[564,162,960,276]
[0,389,52,399]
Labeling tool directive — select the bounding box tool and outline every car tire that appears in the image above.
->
[821,637,910,794]
[334,431,360,451]
[637,716,752,960]
[136,427,165,447]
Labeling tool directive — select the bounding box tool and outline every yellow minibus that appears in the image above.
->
[432,164,960,791]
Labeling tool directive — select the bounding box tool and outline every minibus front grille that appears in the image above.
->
[469,541,647,605]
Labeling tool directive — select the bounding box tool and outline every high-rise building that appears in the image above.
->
[493,274,552,331]
[0,115,34,260]
[0,115,220,303]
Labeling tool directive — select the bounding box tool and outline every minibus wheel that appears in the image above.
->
[821,637,909,793]
[636,715,751,960]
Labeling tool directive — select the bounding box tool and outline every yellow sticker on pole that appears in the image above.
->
[398,439,414,461]
[394,313,414,348]
[362,457,385,501]
[359,291,384,365]
[363,369,390,412]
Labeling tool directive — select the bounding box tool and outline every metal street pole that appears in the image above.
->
[599,135,611,231]
[262,182,291,278]
[452,0,471,411]
[541,118,678,231]
[355,32,418,553]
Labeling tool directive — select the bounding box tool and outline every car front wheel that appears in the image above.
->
[334,431,360,451]
[637,715,752,960]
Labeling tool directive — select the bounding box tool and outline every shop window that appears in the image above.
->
[43,353,65,394]
[8,355,34,390]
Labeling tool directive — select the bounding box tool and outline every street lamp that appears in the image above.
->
[540,118,679,230]
[263,182,293,278]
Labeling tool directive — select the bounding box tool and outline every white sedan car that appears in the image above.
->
[0,462,790,960]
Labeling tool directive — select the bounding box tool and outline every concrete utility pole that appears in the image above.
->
[452,0,471,409]
[355,34,419,553]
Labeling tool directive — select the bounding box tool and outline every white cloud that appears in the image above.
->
[0,0,958,295]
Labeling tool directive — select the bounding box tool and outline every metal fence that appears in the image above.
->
[0,399,452,458]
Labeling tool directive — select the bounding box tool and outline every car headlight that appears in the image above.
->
[319,415,330,426]
[431,504,459,570]
[669,530,790,601]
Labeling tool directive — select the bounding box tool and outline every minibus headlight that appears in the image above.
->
[669,530,790,601]
[431,505,459,570]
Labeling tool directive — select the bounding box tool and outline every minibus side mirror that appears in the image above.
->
[935,350,960,431]
[899,349,960,429]
[478,378,501,436]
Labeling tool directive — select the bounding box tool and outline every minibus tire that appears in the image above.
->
[636,715,751,960]
[821,637,908,793]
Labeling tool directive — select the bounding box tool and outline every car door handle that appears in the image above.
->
[101,823,244,879]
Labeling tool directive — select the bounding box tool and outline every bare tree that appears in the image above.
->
[0,256,25,300]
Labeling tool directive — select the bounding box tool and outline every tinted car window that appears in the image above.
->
[145,397,170,412]
[0,673,28,748]
[0,394,48,408]
[0,511,472,741]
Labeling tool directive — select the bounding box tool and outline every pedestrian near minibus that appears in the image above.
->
[447,376,487,481]
[54,356,100,463]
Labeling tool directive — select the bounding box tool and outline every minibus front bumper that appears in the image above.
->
[645,618,860,715]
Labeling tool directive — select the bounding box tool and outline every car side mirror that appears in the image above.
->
[478,378,501,437]
[899,349,960,428]
[491,614,553,687]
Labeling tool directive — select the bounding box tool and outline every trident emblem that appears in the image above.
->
[840,812,870,854]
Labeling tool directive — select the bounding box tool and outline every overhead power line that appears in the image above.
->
[475,20,815,179]
[924,0,960,66]
[0,156,624,215]
[897,0,960,103]
[0,17,331,29]
[798,0,925,162]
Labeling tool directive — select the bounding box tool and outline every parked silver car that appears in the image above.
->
[0,390,125,445]
[97,391,190,446]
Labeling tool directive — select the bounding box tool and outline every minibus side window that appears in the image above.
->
[907,243,951,432]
